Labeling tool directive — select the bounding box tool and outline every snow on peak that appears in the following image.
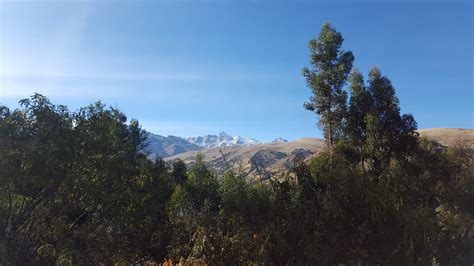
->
[187,132,261,148]
[271,138,289,143]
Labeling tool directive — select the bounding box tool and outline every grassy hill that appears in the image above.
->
[418,128,474,148]
[166,128,473,177]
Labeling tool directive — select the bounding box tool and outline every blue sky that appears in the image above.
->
[0,0,472,141]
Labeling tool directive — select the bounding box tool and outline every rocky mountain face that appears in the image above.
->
[186,131,260,148]
[271,138,288,143]
[143,133,201,160]
[143,131,262,160]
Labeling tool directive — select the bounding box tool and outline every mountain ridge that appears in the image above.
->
[145,128,473,166]
[144,131,263,160]
[186,131,260,148]
[163,128,474,178]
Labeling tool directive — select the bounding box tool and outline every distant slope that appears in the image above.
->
[418,128,474,148]
[165,128,473,177]
[166,138,325,177]
[144,133,201,160]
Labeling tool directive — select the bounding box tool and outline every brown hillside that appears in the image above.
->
[166,128,473,178]
[418,128,474,148]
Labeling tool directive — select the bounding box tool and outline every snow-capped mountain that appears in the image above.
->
[271,137,289,143]
[186,131,260,148]
[143,131,262,160]
[143,133,201,160]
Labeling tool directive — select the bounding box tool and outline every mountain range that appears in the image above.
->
[144,131,263,160]
[186,131,260,148]
[149,128,473,179]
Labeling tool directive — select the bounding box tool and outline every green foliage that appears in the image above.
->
[345,69,372,165]
[303,22,354,148]
[0,94,173,264]
[338,66,420,177]
[1,92,471,265]
[0,23,472,265]
[364,67,419,175]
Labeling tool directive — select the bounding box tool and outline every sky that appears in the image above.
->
[0,0,472,142]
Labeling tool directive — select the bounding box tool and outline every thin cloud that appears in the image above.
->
[0,71,205,81]
[0,68,294,84]
[0,84,133,99]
